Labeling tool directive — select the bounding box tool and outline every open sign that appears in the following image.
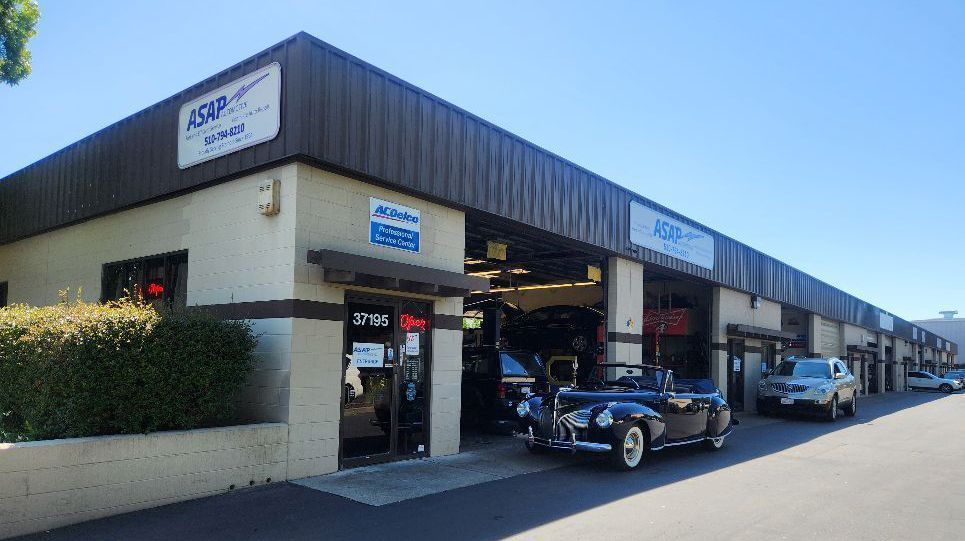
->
[400,313,428,332]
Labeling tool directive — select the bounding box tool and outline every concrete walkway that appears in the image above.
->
[293,432,585,505]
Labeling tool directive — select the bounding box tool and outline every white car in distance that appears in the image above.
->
[907,371,963,394]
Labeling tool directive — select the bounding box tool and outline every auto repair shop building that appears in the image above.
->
[0,32,957,478]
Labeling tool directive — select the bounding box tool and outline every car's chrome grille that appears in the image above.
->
[771,382,809,394]
[556,410,591,441]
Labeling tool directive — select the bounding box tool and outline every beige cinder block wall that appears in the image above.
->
[288,163,466,478]
[0,165,301,424]
[843,323,873,393]
[897,338,912,389]
[606,257,643,365]
[711,287,781,409]
[0,162,469,481]
[0,423,287,540]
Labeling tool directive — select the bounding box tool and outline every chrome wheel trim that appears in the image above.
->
[830,397,837,419]
[850,393,857,414]
[623,427,643,467]
[572,335,588,352]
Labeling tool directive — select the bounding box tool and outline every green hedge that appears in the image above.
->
[0,295,257,442]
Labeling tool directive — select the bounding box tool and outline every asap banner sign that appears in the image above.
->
[177,63,281,169]
[369,198,421,253]
[629,201,715,270]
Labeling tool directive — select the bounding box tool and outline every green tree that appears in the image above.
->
[0,0,40,86]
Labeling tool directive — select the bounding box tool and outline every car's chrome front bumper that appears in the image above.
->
[527,426,612,453]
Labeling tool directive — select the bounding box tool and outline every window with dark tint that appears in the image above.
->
[467,354,491,376]
[519,309,552,323]
[102,251,188,307]
[773,361,831,378]
[500,351,544,377]
[0,282,7,307]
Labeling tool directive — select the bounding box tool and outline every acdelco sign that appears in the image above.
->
[369,198,421,253]
[371,203,420,226]
[629,201,715,270]
[177,63,281,169]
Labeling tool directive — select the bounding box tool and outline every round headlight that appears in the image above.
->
[516,400,530,418]
[815,385,832,394]
[758,380,768,390]
[594,410,614,429]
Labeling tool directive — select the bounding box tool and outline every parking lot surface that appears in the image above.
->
[21,391,964,541]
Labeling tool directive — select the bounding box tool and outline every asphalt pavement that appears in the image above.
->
[18,391,965,541]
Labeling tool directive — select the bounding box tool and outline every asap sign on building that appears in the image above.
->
[177,63,281,169]
[630,201,715,270]
[370,198,421,253]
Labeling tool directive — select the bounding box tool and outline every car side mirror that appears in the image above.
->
[834,372,845,379]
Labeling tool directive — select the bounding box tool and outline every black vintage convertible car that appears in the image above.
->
[516,363,735,470]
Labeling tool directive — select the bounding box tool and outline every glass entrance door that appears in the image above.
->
[396,299,430,457]
[341,295,431,468]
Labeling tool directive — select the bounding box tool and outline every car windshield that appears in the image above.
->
[500,351,543,377]
[585,364,665,391]
[773,361,830,378]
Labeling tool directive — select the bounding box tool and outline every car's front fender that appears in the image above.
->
[605,402,667,449]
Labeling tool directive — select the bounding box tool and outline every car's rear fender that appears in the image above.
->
[706,395,733,438]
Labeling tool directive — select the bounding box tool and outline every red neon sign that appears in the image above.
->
[400,313,428,332]
[146,283,165,298]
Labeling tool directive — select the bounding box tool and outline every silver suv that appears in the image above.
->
[757,357,857,421]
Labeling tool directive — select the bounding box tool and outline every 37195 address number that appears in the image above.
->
[353,312,389,327]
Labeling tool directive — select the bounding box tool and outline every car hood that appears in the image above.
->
[554,389,654,410]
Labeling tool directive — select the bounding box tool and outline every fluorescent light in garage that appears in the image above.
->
[489,281,598,293]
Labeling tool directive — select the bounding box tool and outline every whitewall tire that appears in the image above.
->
[611,425,646,470]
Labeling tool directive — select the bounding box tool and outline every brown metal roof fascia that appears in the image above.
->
[846,344,879,355]
[726,324,797,342]
[307,249,489,297]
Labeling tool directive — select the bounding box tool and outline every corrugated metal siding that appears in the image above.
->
[0,36,305,244]
[0,32,956,355]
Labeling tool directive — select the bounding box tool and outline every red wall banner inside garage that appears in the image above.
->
[643,309,690,335]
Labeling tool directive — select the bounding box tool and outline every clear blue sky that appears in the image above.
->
[1,1,963,321]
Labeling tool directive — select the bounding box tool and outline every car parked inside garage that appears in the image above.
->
[461,346,546,433]
[757,357,857,421]
[502,305,604,382]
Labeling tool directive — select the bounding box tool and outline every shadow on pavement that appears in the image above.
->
[17,391,955,541]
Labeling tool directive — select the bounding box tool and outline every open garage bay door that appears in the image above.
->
[642,270,713,380]
[462,212,607,391]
